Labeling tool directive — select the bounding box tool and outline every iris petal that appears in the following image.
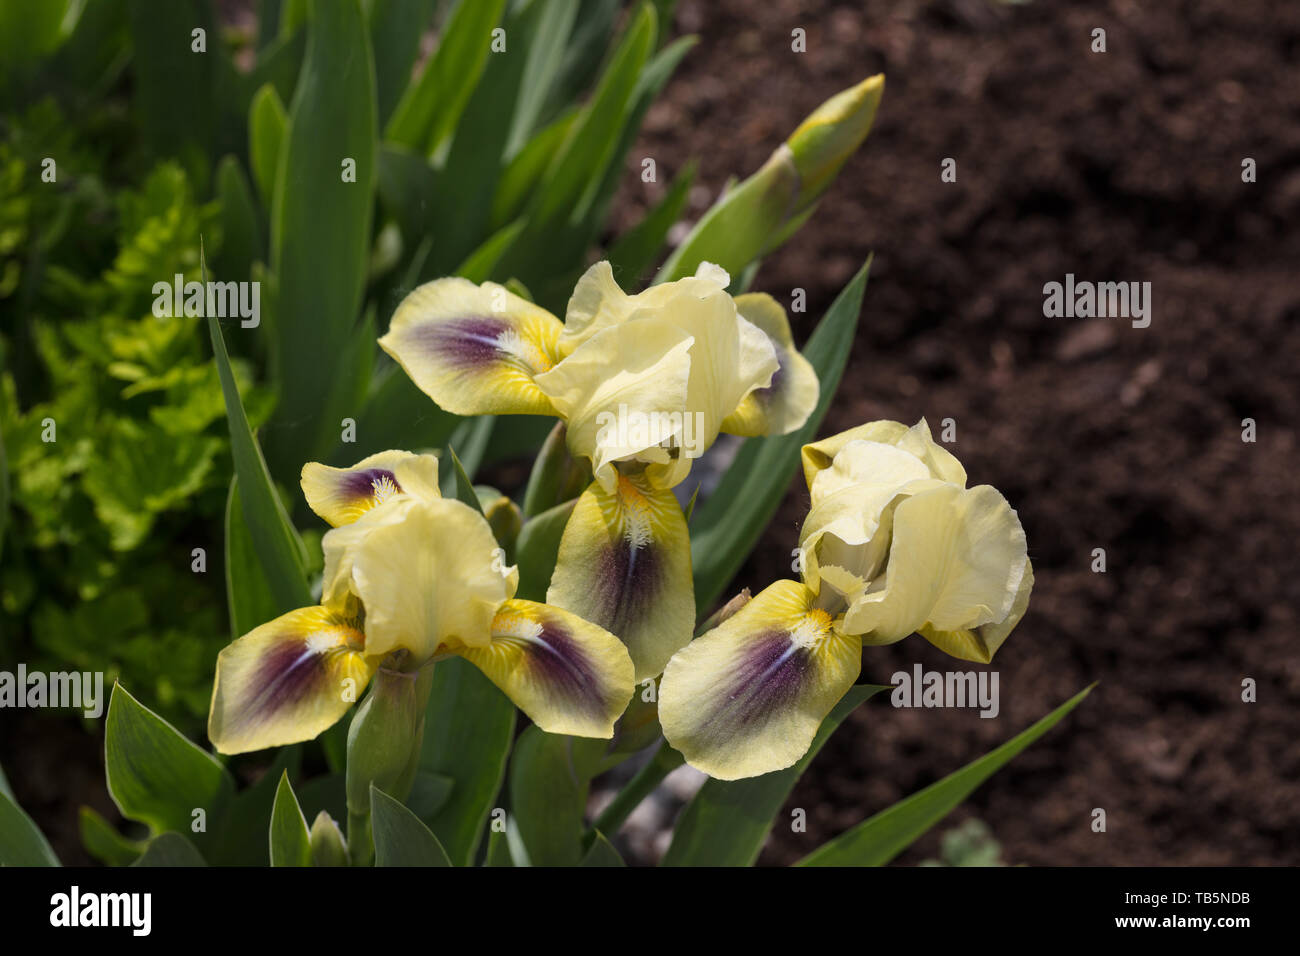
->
[329,497,516,662]
[208,606,375,755]
[659,580,862,780]
[379,277,564,416]
[841,484,1029,645]
[545,474,693,682]
[300,450,440,527]
[720,293,819,437]
[455,599,635,738]
[919,560,1034,663]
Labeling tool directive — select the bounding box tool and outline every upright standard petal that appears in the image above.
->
[559,259,731,356]
[300,450,440,527]
[720,293,820,437]
[534,320,695,491]
[659,580,862,780]
[801,418,966,492]
[546,474,693,682]
[379,277,564,415]
[840,484,1029,645]
[208,606,375,754]
[455,599,635,738]
[335,497,517,662]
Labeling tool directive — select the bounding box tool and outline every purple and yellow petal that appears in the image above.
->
[378,277,564,416]
[721,293,820,437]
[545,474,693,682]
[208,606,375,755]
[300,450,440,527]
[455,599,635,738]
[659,580,862,780]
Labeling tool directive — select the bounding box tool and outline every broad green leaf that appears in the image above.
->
[606,159,696,289]
[580,830,626,867]
[248,83,287,208]
[268,0,377,476]
[484,826,514,866]
[269,771,313,866]
[691,257,871,613]
[209,746,302,865]
[368,0,438,126]
[385,0,506,154]
[0,783,59,866]
[0,0,73,72]
[798,685,1095,866]
[132,832,206,866]
[508,727,601,866]
[445,415,494,479]
[528,3,655,228]
[440,445,484,514]
[223,478,280,641]
[419,657,515,866]
[504,0,581,158]
[661,684,889,867]
[578,33,696,230]
[490,109,577,230]
[355,362,460,457]
[372,786,453,866]
[454,219,525,284]
[104,684,235,838]
[214,155,263,287]
[376,142,438,245]
[79,806,144,867]
[124,0,214,159]
[513,498,574,602]
[205,254,312,615]
[406,771,455,822]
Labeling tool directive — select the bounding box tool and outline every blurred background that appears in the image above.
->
[3,0,1297,865]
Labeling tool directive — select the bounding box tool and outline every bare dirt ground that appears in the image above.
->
[611,0,1300,864]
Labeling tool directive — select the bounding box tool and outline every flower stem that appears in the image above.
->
[591,739,685,838]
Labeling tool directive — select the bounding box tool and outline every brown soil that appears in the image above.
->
[615,0,1300,864]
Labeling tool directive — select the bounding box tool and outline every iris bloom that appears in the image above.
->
[208,450,635,754]
[658,420,1032,779]
[379,262,819,681]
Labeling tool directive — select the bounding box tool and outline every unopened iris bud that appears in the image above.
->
[478,488,523,560]
[786,74,884,212]
[345,657,436,863]
[309,810,349,867]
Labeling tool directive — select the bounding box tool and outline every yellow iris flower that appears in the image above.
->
[378,262,820,681]
[208,450,635,754]
[657,420,1032,780]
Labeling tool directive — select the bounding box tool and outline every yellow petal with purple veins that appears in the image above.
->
[208,606,375,755]
[379,277,564,416]
[721,293,820,437]
[659,580,862,780]
[455,599,635,738]
[545,474,694,682]
[300,450,440,527]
